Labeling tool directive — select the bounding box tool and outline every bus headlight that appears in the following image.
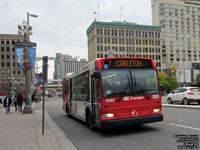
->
[153,108,160,113]
[103,113,114,118]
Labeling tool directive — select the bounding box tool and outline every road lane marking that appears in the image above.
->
[170,123,200,131]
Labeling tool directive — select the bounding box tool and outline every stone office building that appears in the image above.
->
[0,34,24,94]
[87,20,163,72]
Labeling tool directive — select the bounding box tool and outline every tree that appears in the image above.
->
[158,72,178,93]
[195,73,200,85]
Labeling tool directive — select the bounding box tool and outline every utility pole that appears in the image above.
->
[42,56,48,135]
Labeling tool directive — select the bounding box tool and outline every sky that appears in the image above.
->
[0,0,152,79]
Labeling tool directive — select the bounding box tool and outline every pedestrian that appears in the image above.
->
[32,90,36,103]
[3,94,12,114]
[0,97,2,104]
[17,93,24,112]
[13,96,17,111]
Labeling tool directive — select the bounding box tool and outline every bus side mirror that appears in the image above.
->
[94,72,101,79]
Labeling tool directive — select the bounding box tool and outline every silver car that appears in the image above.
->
[167,87,200,105]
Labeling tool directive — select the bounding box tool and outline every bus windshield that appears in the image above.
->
[101,69,159,98]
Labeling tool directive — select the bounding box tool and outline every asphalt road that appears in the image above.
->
[45,96,200,150]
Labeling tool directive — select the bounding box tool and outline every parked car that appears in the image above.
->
[167,87,200,105]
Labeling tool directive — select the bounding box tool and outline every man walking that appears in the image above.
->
[17,93,24,112]
[3,94,12,114]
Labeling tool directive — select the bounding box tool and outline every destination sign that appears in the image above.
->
[104,59,152,68]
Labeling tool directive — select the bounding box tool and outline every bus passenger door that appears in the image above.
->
[91,77,100,124]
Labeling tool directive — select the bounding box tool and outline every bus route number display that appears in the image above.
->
[104,59,152,68]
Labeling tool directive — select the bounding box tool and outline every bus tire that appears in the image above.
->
[65,104,71,118]
[87,113,96,130]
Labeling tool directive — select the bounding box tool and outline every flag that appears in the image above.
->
[15,47,25,70]
[93,11,97,15]
[28,47,36,70]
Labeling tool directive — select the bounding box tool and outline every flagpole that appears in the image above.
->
[119,6,121,22]
[120,6,121,21]
[98,4,99,21]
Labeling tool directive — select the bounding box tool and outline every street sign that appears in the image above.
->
[14,42,37,47]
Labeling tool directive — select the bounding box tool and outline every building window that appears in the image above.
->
[1,55,4,59]
[7,55,10,59]
[1,46,4,52]
[12,40,15,45]
[1,76,5,81]
[6,39,10,45]
[100,29,102,35]
[112,29,114,36]
[1,39,4,45]
[7,69,10,74]
[18,70,21,74]
[96,29,99,35]
[107,29,110,35]
[115,30,117,36]
[104,29,107,35]
[7,62,10,67]
[1,62,5,67]
[7,76,10,81]
[7,47,10,52]
[1,70,5,75]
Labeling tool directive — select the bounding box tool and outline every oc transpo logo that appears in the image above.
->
[123,97,130,101]
[131,109,138,117]
[123,96,144,101]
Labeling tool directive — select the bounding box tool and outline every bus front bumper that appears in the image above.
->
[100,114,163,129]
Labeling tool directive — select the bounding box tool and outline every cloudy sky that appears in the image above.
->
[0,0,152,79]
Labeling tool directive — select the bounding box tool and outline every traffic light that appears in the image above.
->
[171,66,175,73]
[42,56,48,82]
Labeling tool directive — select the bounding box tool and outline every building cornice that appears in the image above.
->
[86,21,161,35]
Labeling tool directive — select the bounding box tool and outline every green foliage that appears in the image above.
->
[158,72,178,93]
[195,73,200,84]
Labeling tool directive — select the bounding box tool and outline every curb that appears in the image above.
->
[45,111,77,150]
[162,104,200,109]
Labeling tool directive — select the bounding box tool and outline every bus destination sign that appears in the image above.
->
[104,59,152,68]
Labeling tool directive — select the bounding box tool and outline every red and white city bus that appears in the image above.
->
[62,57,163,130]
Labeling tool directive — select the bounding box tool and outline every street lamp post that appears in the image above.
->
[17,12,38,113]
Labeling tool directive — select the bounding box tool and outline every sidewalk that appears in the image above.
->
[0,103,61,150]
